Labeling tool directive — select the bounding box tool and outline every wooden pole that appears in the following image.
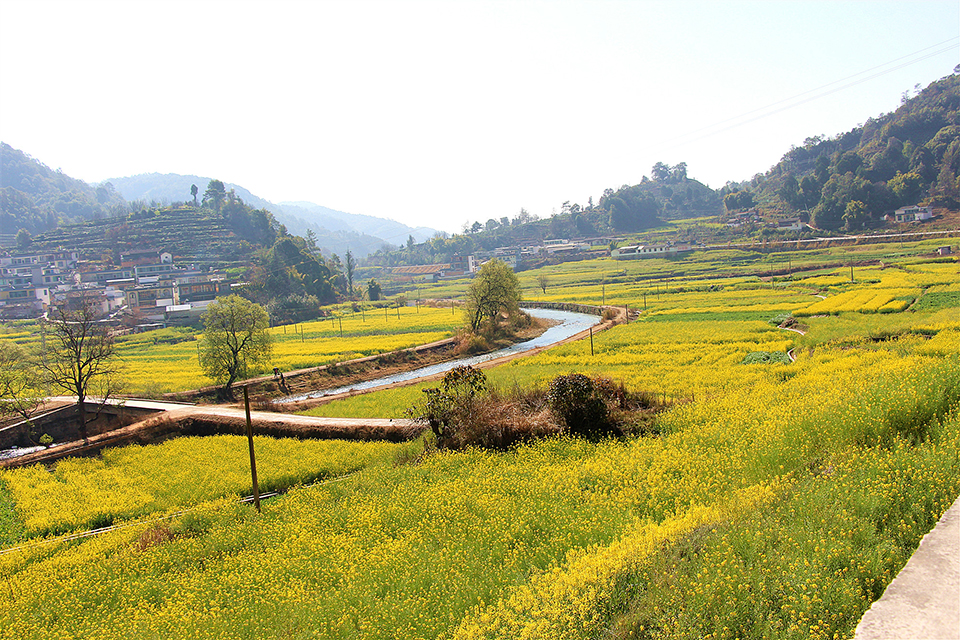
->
[339,317,343,338]
[590,326,594,356]
[243,387,260,514]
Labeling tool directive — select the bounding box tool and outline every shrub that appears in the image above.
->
[548,373,617,439]
[410,366,488,449]
[408,367,561,450]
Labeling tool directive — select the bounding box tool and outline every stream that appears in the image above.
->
[278,307,601,403]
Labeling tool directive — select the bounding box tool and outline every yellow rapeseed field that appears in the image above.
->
[0,249,958,639]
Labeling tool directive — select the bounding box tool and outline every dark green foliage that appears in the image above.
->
[742,351,792,365]
[723,189,755,212]
[245,236,338,322]
[755,74,960,226]
[464,259,522,335]
[911,290,960,312]
[548,373,614,438]
[367,278,382,301]
[0,479,26,548]
[605,188,662,231]
[412,365,488,449]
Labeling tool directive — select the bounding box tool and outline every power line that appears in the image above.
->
[656,37,960,152]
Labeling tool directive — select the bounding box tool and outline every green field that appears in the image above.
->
[0,239,958,639]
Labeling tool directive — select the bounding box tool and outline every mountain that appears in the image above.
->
[0,143,126,237]
[106,173,438,257]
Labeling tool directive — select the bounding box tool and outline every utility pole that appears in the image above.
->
[243,387,260,514]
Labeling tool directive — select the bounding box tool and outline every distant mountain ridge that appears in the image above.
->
[106,173,438,257]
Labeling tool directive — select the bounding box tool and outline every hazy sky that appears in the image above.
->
[1,0,957,235]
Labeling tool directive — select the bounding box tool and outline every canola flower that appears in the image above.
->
[0,252,958,639]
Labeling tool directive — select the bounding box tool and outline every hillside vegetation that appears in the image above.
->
[0,143,126,236]
[732,73,960,229]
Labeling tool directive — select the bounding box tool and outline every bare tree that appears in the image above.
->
[0,341,44,432]
[536,273,550,295]
[38,305,121,441]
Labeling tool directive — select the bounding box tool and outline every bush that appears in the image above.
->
[410,366,488,449]
[408,366,561,450]
[548,373,617,439]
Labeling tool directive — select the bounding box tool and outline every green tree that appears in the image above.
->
[190,184,199,205]
[202,179,226,212]
[15,228,31,249]
[367,279,382,301]
[38,305,121,441]
[200,295,272,395]
[345,250,356,296]
[464,259,521,334]
[843,200,868,231]
[888,171,925,206]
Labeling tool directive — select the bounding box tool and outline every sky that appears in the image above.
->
[1,0,958,235]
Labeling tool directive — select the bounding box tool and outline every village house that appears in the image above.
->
[776,218,805,232]
[611,243,692,260]
[894,205,933,223]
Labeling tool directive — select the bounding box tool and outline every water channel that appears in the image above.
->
[278,307,601,403]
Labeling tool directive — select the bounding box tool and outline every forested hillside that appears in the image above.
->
[725,73,960,229]
[0,143,126,236]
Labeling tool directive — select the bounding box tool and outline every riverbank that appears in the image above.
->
[167,312,561,407]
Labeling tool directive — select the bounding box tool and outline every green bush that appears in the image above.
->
[548,374,615,439]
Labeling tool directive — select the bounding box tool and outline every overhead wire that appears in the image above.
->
[655,37,960,152]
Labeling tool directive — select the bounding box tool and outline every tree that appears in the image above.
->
[15,228,31,250]
[651,162,671,182]
[464,259,521,334]
[190,183,199,205]
[536,273,550,295]
[367,279,382,301]
[199,295,272,395]
[0,341,43,433]
[345,250,356,296]
[38,305,121,441]
[202,179,226,212]
[843,200,868,231]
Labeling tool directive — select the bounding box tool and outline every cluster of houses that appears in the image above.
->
[725,210,805,231]
[0,248,234,324]
[389,240,601,283]
[725,205,936,229]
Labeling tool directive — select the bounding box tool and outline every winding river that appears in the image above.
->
[278,307,601,403]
